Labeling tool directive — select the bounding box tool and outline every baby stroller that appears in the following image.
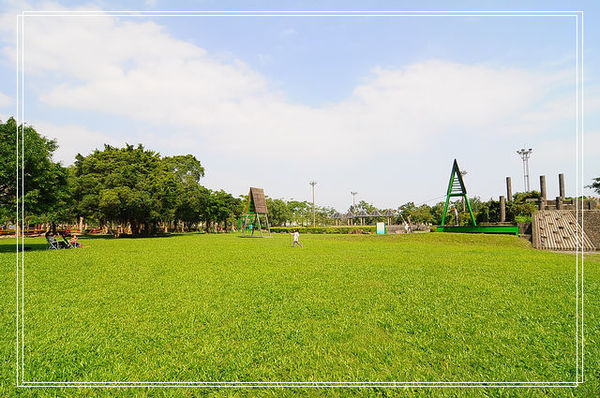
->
[46,232,74,249]
[46,234,61,250]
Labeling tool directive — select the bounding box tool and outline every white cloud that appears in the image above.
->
[5,11,573,163]
[0,90,12,107]
[1,7,591,207]
[584,131,600,157]
[281,28,297,36]
[30,120,123,165]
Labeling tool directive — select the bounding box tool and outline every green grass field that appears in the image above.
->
[1,232,598,397]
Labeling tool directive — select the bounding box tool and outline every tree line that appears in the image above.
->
[0,118,341,234]
[1,118,243,235]
[1,118,598,235]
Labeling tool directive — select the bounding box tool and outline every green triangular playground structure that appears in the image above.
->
[241,187,271,237]
[441,159,476,226]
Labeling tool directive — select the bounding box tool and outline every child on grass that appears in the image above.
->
[69,235,81,248]
[291,229,303,248]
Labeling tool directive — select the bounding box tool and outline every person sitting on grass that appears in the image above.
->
[291,229,304,248]
[69,235,81,248]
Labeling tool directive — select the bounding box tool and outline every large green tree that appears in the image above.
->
[287,200,311,226]
[160,154,205,230]
[71,144,207,235]
[69,144,248,235]
[0,118,69,227]
[266,198,292,226]
[198,189,242,232]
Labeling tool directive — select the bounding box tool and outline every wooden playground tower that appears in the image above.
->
[241,187,271,237]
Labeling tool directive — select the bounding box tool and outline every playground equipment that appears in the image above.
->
[532,210,596,250]
[437,159,518,235]
[440,159,476,227]
[241,187,272,238]
[524,173,599,250]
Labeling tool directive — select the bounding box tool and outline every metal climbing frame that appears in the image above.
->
[437,159,519,236]
[441,159,476,227]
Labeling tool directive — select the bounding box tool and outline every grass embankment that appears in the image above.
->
[0,233,598,397]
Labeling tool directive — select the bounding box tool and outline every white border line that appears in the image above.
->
[575,13,579,384]
[580,11,585,384]
[15,10,585,388]
[21,10,584,12]
[16,14,579,17]
[15,12,20,388]
[18,12,25,387]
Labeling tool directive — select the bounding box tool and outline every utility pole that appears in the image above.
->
[351,191,358,210]
[310,181,317,227]
[460,170,467,212]
[516,148,533,192]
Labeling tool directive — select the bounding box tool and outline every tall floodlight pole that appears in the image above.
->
[516,148,533,192]
[351,192,358,209]
[310,181,317,227]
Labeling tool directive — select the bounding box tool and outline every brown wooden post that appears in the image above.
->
[559,173,565,199]
[540,175,547,201]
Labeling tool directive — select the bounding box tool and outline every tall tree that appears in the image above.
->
[72,144,168,235]
[0,118,69,227]
[287,200,311,226]
[266,198,292,226]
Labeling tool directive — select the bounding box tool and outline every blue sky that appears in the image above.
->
[0,1,598,211]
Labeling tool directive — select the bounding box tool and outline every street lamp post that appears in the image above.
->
[350,191,358,210]
[310,181,317,227]
[350,192,358,226]
[516,148,533,192]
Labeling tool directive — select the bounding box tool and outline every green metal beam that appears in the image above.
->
[437,225,519,235]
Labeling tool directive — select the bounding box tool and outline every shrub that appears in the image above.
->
[269,226,376,234]
[514,215,532,223]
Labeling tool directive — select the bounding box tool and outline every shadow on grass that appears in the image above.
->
[78,233,184,240]
[0,243,49,253]
[0,232,208,253]
[76,234,115,240]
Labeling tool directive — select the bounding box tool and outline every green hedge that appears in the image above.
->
[270,226,376,234]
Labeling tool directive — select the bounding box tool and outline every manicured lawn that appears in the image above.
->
[0,232,598,396]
